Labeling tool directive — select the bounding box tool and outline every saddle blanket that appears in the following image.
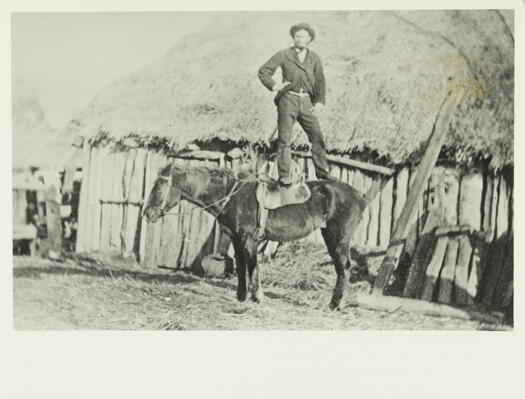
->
[255,180,311,210]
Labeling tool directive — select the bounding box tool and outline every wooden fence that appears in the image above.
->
[76,144,513,304]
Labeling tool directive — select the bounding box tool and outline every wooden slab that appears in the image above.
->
[437,237,459,304]
[379,177,393,248]
[453,233,473,305]
[420,235,448,301]
[83,147,98,252]
[138,151,152,264]
[496,175,510,240]
[122,205,140,258]
[458,170,483,230]
[75,143,91,252]
[340,167,348,184]
[306,158,317,181]
[99,204,112,251]
[367,175,380,247]
[492,233,513,309]
[481,174,494,242]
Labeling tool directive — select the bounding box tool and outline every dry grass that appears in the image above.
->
[67,10,513,170]
[13,241,510,330]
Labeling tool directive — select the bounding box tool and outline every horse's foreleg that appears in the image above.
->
[321,229,349,310]
[245,240,264,303]
[232,239,247,302]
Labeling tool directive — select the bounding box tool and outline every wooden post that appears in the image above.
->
[373,88,464,295]
[45,185,62,254]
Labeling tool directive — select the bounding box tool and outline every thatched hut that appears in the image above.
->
[68,10,513,309]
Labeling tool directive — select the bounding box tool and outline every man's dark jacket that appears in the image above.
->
[258,47,326,105]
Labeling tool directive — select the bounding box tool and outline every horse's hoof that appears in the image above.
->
[329,301,341,311]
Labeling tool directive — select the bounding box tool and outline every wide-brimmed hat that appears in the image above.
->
[290,23,315,41]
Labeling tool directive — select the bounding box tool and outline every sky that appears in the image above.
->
[11,12,217,129]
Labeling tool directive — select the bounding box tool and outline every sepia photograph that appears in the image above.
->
[11,9,514,331]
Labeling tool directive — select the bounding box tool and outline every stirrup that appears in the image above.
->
[253,227,266,242]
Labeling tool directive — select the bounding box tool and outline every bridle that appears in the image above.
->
[155,170,251,219]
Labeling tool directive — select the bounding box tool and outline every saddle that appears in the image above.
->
[255,178,311,210]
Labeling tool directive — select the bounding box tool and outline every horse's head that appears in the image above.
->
[143,163,185,223]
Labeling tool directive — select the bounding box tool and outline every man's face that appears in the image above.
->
[293,29,312,49]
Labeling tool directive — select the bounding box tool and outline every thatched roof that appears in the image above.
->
[67,10,514,169]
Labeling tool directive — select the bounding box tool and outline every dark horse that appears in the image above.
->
[143,162,367,309]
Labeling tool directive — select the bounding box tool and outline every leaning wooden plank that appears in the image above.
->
[453,233,473,305]
[481,173,495,242]
[373,88,464,295]
[378,177,393,248]
[458,170,483,230]
[76,142,91,251]
[355,293,504,325]
[420,235,448,301]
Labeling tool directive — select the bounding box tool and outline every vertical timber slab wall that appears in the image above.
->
[75,145,512,305]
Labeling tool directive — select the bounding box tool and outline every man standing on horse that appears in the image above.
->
[258,22,333,187]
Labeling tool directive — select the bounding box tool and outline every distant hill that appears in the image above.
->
[12,80,76,170]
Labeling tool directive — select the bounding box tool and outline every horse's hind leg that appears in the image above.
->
[321,228,351,310]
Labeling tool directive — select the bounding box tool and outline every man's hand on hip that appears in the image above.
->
[272,81,290,92]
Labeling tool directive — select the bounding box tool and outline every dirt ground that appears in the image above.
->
[13,242,510,330]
